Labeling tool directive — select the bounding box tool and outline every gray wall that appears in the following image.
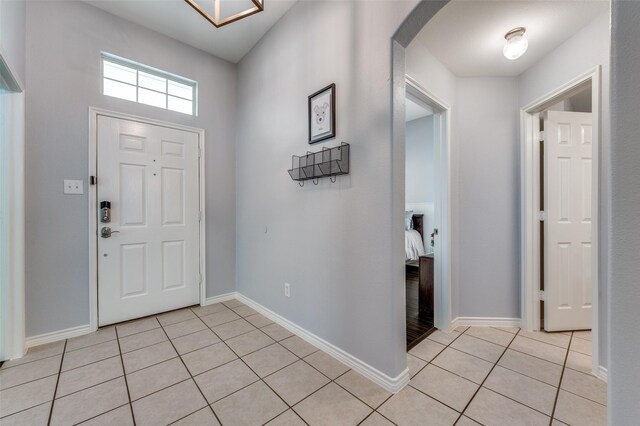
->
[609,0,640,422]
[236,0,418,378]
[405,116,434,204]
[456,77,520,318]
[519,11,610,367]
[25,1,237,337]
[0,0,25,84]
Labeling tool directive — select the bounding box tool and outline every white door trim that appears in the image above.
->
[0,47,26,361]
[405,75,453,332]
[520,66,601,375]
[88,108,206,332]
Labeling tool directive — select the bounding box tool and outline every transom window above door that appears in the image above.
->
[101,53,198,116]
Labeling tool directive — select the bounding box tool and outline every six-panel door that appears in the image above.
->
[97,116,200,326]
[544,111,593,332]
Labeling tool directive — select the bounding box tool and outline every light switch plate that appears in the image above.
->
[63,180,84,195]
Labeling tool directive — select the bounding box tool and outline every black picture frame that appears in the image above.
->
[308,83,336,144]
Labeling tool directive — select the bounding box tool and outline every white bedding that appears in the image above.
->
[405,229,425,261]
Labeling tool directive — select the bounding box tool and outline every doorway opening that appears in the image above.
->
[521,68,601,376]
[404,77,451,350]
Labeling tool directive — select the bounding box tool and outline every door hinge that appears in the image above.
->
[538,211,546,221]
[538,290,546,301]
[537,130,545,141]
[198,147,202,158]
[90,176,97,185]
[198,211,202,222]
[199,274,202,284]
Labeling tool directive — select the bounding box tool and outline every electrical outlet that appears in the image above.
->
[63,180,84,195]
[284,282,290,298]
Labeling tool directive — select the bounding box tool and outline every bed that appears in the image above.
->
[405,213,426,262]
[405,213,434,327]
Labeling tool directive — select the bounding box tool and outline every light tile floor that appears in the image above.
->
[0,300,607,425]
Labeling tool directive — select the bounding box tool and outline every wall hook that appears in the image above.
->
[330,176,337,183]
[299,181,304,187]
[313,178,319,185]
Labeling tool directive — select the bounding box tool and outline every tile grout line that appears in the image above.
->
[359,326,473,426]
[555,386,607,408]
[455,327,522,424]
[549,332,574,424]
[70,403,131,425]
[194,304,322,426]
[407,325,468,378]
[484,359,559,388]
[295,357,395,423]
[46,339,67,426]
[515,335,574,350]
[404,329,482,418]
[0,351,65,372]
[186,341,302,407]
[157,313,223,425]
[1,370,62,393]
[65,337,118,354]
[191,309,311,426]
[115,322,139,425]
[502,345,568,367]
[407,364,480,416]
[460,331,594,421]
[429,336,568,391]
[0,401,53,421]
[60,352,121,374]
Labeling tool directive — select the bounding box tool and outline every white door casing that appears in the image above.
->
[543,111,593,331]
[405,77,452,332]
[97,116,200,326]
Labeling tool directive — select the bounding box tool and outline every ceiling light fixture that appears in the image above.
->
[185,0,264,28]
[503,27,528,60]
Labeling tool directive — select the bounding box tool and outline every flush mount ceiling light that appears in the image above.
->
[503,27,528,60]
[185,0,264,28]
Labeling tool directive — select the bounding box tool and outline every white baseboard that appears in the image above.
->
[23,292,234,350]
[26,324,93,349]
[452,316,522,328]
[234,293,410,393]
[595,366,608,382]
[203,292,238,306]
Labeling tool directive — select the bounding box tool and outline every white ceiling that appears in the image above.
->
[414,0,609,77]
[406,97,433,122]
[83,0,297,63]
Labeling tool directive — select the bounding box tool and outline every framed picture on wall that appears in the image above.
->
[308,83,336,144]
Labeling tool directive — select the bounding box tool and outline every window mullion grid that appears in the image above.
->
[102,56,196,115]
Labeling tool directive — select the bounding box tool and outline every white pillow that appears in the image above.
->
[405,211,413,231]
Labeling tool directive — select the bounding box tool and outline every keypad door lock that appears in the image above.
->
[100,201,111,223]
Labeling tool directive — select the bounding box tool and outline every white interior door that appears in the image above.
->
[543,111,593,331]
[97,116,200,326]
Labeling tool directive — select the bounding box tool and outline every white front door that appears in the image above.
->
[97,115,200,326]
[543,111,593,331]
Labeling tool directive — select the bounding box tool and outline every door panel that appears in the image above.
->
[97,116,200,326]
[162,167,185,225]
[119,164,147,226]
[120,243,148,297]
[543,111,592,331]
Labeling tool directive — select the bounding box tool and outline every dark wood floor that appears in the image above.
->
[406,264,435,350]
